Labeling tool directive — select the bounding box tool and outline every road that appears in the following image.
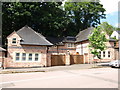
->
[0,68,119,88]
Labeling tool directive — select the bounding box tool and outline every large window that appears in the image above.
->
[15,53,40,62]
[15,53,20,61]
[12,38,17,44]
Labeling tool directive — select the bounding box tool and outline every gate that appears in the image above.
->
[70,55,84,64]
[51,55,66,66]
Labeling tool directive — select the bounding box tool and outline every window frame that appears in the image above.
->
[12,38,17,44]
[15,53,20,61]
[67,43,75,48]
[22,53,26,61]
[14,52,40,62]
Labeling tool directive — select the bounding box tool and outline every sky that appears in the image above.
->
[100,0,120,27]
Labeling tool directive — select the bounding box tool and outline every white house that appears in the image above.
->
[111,30,120,39]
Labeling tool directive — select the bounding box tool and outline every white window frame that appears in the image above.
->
[22,53,26,61]
[13,52,41,62]
[15,53,20,61]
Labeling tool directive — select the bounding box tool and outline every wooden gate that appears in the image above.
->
[51,55,66,66]
[70,55,84,64]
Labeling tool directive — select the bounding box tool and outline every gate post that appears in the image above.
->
[66,51,70,65]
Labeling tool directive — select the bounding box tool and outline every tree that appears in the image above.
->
[88,27,108,61]
[2,2,106,48]
[98,22,115,36]
[2,2,70,47]
[64,2,106,33]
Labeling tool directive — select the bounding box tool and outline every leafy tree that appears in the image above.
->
[98,22,115,36]
[88,27,108,60]
[2,2,106,48]
[64,2,106,33]
[2,2,69,47]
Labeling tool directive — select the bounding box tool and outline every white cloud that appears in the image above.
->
[100,0,120,14]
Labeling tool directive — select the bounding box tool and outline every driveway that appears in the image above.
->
[0,68,119,88]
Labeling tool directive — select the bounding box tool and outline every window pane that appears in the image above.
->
[15,53,20,61]
[108,51,110,57]
[28,53,32,61]
[98,51,101,58]
[16,53,20,56]
[22,53,26,61]
[103,51,105,57]
[12,38,16,43]
[35,54,39,61]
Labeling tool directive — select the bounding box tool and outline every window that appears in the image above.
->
[22,53,26,61]
[14,53,40,62]
[35,54,39,61]
[12,38,17,44]
[108,51,111,58]
[103,51,105,57]
[15,53,20,61]
[28,53,32,61]
[98,51,101,58]
[67,43,75,48]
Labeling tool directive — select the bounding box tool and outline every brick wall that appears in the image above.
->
[6,32,49,68]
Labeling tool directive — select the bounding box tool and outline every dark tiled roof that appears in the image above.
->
[0,47,6,51]
[16,25,53,46]
[46,37,64,45]
[76,27,94,42]
[62,36,76,43]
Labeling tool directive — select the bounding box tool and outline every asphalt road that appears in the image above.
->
[0,68,119,88]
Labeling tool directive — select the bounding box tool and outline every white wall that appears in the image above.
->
[111,31,119,39]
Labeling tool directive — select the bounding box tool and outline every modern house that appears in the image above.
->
[2,26,119,68]
[47,36,76,55]
[111,30,120,39]
[5,25,53,68]
[76,27,116,63]
[111,30,120,59]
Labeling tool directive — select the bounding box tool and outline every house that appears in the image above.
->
[110,30,120,59]
[76,27,116,63]
[3,26,119,68]
[47,36,76,55]
[5,25,53,68]
[111,30,120,39]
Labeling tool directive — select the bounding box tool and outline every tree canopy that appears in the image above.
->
[98,22,115,36]
[64,2,106,33]
[2,2,106,47]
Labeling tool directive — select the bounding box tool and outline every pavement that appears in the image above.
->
[1,68,118,88]
[0,63,110,74]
